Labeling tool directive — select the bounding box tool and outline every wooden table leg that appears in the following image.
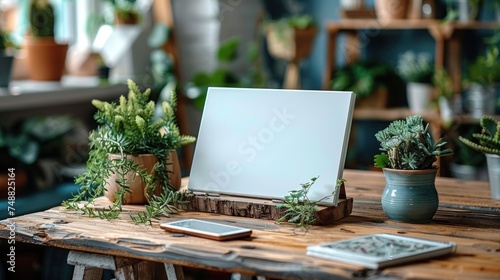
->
[67,250,163,280]
[164,263,185,280]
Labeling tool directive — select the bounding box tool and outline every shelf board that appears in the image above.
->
[327,19,500,31]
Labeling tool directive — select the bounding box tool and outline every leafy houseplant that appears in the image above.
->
[62,80,196,222]
[434,67,455,126]
[264,14,316,88]
[397,51,434,113]
[458,116,500,199]
[106,0,140,25]
[374,115,453,222]
[464,33,500,118]
[331,61,393,108]
[25,0,68,81]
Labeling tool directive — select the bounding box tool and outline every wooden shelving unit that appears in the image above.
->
[324,19,500,93]
[325,19,500,172]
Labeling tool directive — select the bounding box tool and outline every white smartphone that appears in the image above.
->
[160,219,253,241]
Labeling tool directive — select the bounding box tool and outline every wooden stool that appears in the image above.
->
[67,251,184,280]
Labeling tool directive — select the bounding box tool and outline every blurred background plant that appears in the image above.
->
[397,51,434,84]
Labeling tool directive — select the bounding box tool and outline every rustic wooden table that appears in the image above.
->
[1,169,499,279]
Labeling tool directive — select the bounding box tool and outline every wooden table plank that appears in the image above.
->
[1,170,499,279]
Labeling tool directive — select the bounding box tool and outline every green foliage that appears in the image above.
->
[434,67,454,100]
[187,37,242,110]
[62,80,196,223]
[29,0,55,37]
[105,0,139,20]
[0,116,74,169]
[467,32,500,85]
[374,115,453,170]
[397,51,434,84]
[331,61,393,98]
[276,177,344,232]
[459,115,500,155]
[265,14,315,31]
[130,191,191,225]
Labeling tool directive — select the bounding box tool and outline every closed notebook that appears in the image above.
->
[307,233,456,269]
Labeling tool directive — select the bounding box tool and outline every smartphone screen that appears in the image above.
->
[160,219,252,241]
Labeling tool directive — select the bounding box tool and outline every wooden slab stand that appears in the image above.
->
[184,184,353,226]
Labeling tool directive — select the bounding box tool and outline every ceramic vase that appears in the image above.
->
[485,153,500,200]
[407,82,433,113]
[381,168,439,223]
[464,83,496,119]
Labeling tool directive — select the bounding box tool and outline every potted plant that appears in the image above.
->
[0,30,14,87]
[331,61,393,108]
[397,51,434,113]
[24,0,68,81]
[264,14,316,88]
[106,0,140,25]
[374,115,454,222]
[458,115,500,200]
[464,33,500,119]
[62,80,195,221]
[375,0,409,21]
[449,128,487,181]
[433,67,455,126]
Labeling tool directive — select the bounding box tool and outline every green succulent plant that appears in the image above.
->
[458,115,500,155]
[374,115,454,170]
[29,0,55,37]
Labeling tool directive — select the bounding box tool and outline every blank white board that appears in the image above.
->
[188,87,355,204]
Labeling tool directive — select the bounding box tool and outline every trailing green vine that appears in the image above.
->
[62,80,196,224]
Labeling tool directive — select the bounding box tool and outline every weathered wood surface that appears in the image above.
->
[1,170,500,279]
[186,183,353,225]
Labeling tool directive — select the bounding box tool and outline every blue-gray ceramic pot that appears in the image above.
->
[381,168,439,223]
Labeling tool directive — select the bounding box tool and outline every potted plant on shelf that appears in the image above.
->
[374,115,454,222]
[0,29,15,87]
[397,51,434,114]
[375,0,409,21]
[62,80,195,221]
[330,61,393,108]
[106,0,140,25]
[434,67,455,126]
[464,33,500,119]
[459,115,500,200]
[449,128,487,181]
[24,0,68,81]
[264,14,316,89]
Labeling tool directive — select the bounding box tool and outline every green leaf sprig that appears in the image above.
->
[276,177,345,232]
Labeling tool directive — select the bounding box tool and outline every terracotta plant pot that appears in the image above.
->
[115,12,139,25]
[266,26,317,62]
[375,0,409,21]
[104,150,181,204]
[24,36,68,81]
